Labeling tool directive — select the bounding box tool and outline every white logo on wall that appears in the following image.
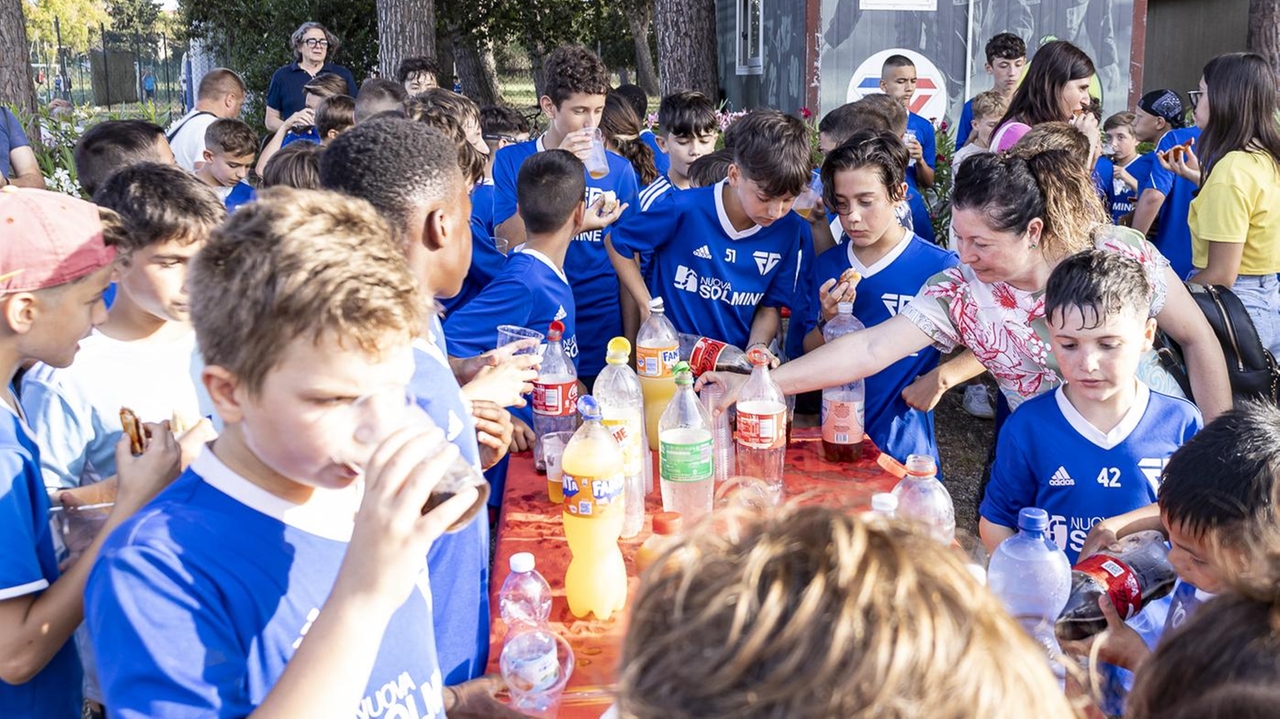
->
[847,48,948,123]
[753,251,781,275]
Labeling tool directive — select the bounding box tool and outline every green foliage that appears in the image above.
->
[106,0,162,43]
[21,0,110,54]
[922,119,956,244]
[178,0,378,133]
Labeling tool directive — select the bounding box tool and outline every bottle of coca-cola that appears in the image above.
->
[821,302,866,463]
[678,333,753,376]
[532,320,578,471]
[1054,530,1180,641]
[734,346,787,503]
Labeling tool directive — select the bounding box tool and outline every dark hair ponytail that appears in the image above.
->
[602,93,659,186]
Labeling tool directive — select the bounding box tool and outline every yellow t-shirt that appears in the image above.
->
[1189,150,1280,274]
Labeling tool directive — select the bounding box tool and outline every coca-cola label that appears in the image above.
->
[821,399,864,445]
[687,337,727,376]
[561,472,624,518]
[533,380,577,416]
[637,344,679,378]
[1075,554,1143,619]
[736,408,787,449]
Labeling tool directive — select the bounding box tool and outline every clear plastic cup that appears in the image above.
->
[52,501,113,567]
[792,185,820,220]
[541,431,575,503]
[494,236,511,255]
[582,127,610,179]
[699,382,735,485]
[497,325,545,355]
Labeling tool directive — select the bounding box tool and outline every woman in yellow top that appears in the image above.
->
[1169,53,1280,355]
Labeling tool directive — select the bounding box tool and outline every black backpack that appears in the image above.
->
[1155,283,1280,405]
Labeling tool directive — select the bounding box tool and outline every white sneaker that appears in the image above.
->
[962,384,995,419]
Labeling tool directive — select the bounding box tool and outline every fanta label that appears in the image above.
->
[821,399,865,445]
[687,338,727,376]
[562,472,624,517]
[637,344,679,378]
[1075,554,1143,619]
[533,380,578,416]
[736,408,787,449]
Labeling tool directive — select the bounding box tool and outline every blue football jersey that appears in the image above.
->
[610,180,809,348]
[641,129,670,175]
[1141,128,1201,279]
[905,112,937,189]
[439,216,508,316]
[810,233,958,465]
[492,138,638,378]
[982,385,1202,563]
[471,179,496,237]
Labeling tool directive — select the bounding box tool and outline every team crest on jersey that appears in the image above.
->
[881,293,912,316]
[1049,466,1075,487]
[753,251,781,275]
[1138,458,1167,488]
[693,245,712,259]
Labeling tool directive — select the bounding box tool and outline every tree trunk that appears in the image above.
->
[654,0,717,97]
[454,35,502,106]
[435,25,456,90]
[627,1,660,96]
[0,0,38,117]
[376,0,435,80]
[1249,0,1280,79]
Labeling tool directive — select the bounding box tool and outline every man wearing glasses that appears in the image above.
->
[264,22,358,132]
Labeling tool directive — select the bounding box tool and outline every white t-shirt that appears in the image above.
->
[20,328,208,491]
[166,109,218,172]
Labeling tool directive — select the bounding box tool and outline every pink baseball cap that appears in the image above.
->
[0,187,116,293]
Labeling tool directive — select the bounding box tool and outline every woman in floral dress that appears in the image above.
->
[704,149,1233,423]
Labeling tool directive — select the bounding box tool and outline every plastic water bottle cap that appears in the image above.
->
[837,302,853,315]
[1017,507,1050,532]
[673,361,693,385]
[606,336,631,364]
[649,297,665,313]
[905,454,936,477]
[652,512,682,534]
[509,552,536,574]
[578,394,602,421]
[870,493,897,513]
[546,320,565,342]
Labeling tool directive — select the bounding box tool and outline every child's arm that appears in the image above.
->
[978,518,1015,555]
[1078,503,1163,560]
[1130,189,1166,235]
[256,108,314,177]
[748,306,781,349]
[0,428,178,685]
[1156,268,1233,422]
[605,237,652,314]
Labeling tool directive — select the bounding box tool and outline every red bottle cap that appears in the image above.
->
[652,512,682,534]
[746,346,770,366]
[547,320,565,342]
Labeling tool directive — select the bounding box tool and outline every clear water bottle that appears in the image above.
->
[988,507,1072,687]
[659,362,714,523]
[498,552,552,631]
[533,320,578,471]
[500,627,573,717]
[821,302,866,463]
[870,492,897,518]
[890,454,955,544]
[698,381,735,484]
[735,346,787,503]
[596,337,649,539]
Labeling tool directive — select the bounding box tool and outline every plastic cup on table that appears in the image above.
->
[497,325,545,356]
[541,430,576,503]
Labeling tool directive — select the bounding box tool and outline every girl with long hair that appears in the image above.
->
[991,40,1098,153]
[601,92,659,187]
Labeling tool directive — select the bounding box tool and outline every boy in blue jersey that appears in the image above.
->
[492,45,640,388]
[955,33,1026,149]
[980,251,1202,562]
[194,118,257,211]
[856,93,936,244]
[879,55,936,193]
[801,131,959,467]
[475,105,529,236]
[638,91,720,211]
[1096,112,1146,225]
[1128,90,1194,278]
[321,119,535,686]
[448,151,611,469]
[608,110,813,349]
[1063,402,1280,675]
[0,188,180,719]
[615,83,670,178]
[85,190,520,718]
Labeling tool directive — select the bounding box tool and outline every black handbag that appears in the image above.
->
[1154,283,1280,405]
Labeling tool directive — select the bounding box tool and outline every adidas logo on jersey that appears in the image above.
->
[1049,466,1075,486]
[693,245,712,259]
[554,305,567,321]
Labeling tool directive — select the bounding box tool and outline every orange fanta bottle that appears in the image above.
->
[561,395,628,619]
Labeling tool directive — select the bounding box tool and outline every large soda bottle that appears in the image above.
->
[988,507,1073,686]
[734,346,788,502]
[560,395,627,620]
[678,333,753,375]
[1055,530,1179,641]
[596,337,649,539]
[821,302,866,463]
[498,552,553,631]
[533,320,578,471]
[658,362,714,523]
[890,454,955,544]
[637,298,680,450]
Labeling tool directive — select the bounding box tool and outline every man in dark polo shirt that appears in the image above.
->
[264,21,357,131]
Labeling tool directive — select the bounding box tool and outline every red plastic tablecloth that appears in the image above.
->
[486,427,904,717]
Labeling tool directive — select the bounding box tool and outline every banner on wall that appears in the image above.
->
[846,48,950,122]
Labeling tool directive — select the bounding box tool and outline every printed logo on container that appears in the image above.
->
[737,408,787,449]
[603,416,645,476]
[821,399,864,445]
[562,472,624,517]
[687,337,728,376]
[660,437,714,482]
[637,344,679,378]
[533,381,578,416]
[1075,554,1143,619]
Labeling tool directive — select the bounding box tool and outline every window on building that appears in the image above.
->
[736,0,763,76]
